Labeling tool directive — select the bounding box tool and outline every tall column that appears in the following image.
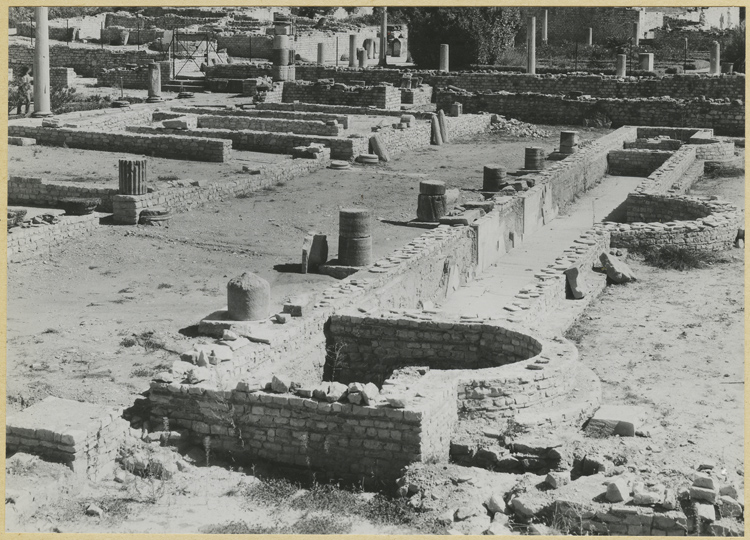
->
[587,27,593,46]
[639,52,654,72]
[379,8,388,67]
[527,16,536,75]
[32,7,52,117]
[632,21,640,47]
[542,9,548,44]
[615,54,627,77]
[439,44,449,72]
[317,42,325,65]
[709,41,721,75]
[349,34,357,68]
[146,62,163,102]
[357,48,366,68]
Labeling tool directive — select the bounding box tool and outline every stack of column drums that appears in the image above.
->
[271,14,295,82]
[417,180,447,222]
[338,208,372,267]
[559,131,579,155]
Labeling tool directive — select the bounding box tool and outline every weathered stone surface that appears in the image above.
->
[563,263,585,299]
[718,495,743,518]
[599,252,637,284]
[546,471,570,489]
[511,495,546,518]
[693,472,716,490]
[361,382,380,405]
[271,375,292,393]
[587,405,646,437]
[690,485,718,504]
[694,502,717,522]
[485,493,507,514]
[162,116,197,130]
[606,478,630,503]
[301,233,328,273]
[632,482,666,506]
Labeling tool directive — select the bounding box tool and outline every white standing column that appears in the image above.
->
[709,41,721,75]
[317,42,325,65]
[615,54,627,77]
[439,44,449,72]
[542,9,548,44]
[32,7,52,117]
[527,16,536,75]
[379,8,387,67]
[587,27,593,46]
[632,21,640,46]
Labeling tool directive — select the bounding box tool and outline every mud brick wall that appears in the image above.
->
[282,82,401,110]
[329,314,542,385]
[146,382,455,483]
[6,213,100,264]
[111,154,330,225]
[169,105,351,129]
[8,176,118,212]
[631,146,700,196]
[195,114,343,136]
[607,149,673,177]
[126,126,364,160]
[604,195,741,252]
[435,92,745,136]
[7,125,231,162]
[97,62,172,89]
[49,67,74,88]
[9,43,163,78]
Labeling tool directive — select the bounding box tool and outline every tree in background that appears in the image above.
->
[405,7,522,69]
[722,21,745,72]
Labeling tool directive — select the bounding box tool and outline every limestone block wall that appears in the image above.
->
[7,213,100,264]
[282,82,402,110]
[60,107,154,131]
[630,146,700,196]
[256,101,417,118]
[603,194,741,252]
[690,140,735,161]
[196,114,344,136]
[100,26,165,46]
[401,86,432,106]
[435,92,745,136]
[328,313,542,385]
[50,67,75,87]
[7,125,231,163]
[9,43,162,78]
[636,127,712,142]
[623,138,682,151]
[15,22,78,42]
[147,381,455,483]
[8,176,118,212]
[168,105,351,129]
[104,12,222,30]
[607,149,673,177]
[215,35,273,58]
[125,125,365,160]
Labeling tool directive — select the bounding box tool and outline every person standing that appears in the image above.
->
[16,66,33,116]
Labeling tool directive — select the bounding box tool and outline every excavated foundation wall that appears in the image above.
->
[8,176,118,212]
[7,213,100,264]
[436,92,744,135]
[168,106,351,128]
[195,115,344,136]
[97,61,172,89]
[205,64,745,101]
[607,149,673,176]
[281,82,402,109]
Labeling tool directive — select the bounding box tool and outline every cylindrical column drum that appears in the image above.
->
[439,44,449,72]
[417,180,447,222]
[317,42,326,65]
[559,131,579,154]
[483,165,507,192]
[119,158,147,195]
[227,272,270,321]
[615,54,627,78]
[338,208,372,266]
[525,147,545,170]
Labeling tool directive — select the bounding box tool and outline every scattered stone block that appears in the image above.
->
[511,495,545,518]
[698,459,716,471]
[485,493,507,514]
[694,502,717,522]
[719,483,739,499]
[563,263,585,299]
[599,252,636,284]
[606,478,630,502]
[690,485,718,504]
[360,382,380,405]
[587,405,647,437]
[693,472,716,490]
[546,471,570,489]
[301,233,328,273]
[271,375,292,393]
[455,506,479,521]
[162,116,197,130]
[718,495,743,518]
[283,294,311,317]
[326,382,348,402]
[633,482,666,505]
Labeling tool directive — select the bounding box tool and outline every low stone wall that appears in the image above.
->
[7,213,100,264]
[603,194,741,252]
[168,105,351,129]
[9,176,118,212]
[256,101,420,118]
[554,499,689,536]
[126,125,364,160]
[104,11,222,30]
[212,64,746,101]
[215,35,273,59]
[7,125,231,163]
[282,81,402,110]
[329,313,542,385]
[97,62,172,90]
[50,67,75,88]
[59,107,154,131]
[631,146,700,196]
[110,153,330,225]
[607,149,673,177]
[401,86,432,106]
[436,92,745,136]
[690,139,735,161]
[15,22,78,42]
[623,138,682,151]
[147,380,455,484]
[196,114,344,136]
[100,26,164,46]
